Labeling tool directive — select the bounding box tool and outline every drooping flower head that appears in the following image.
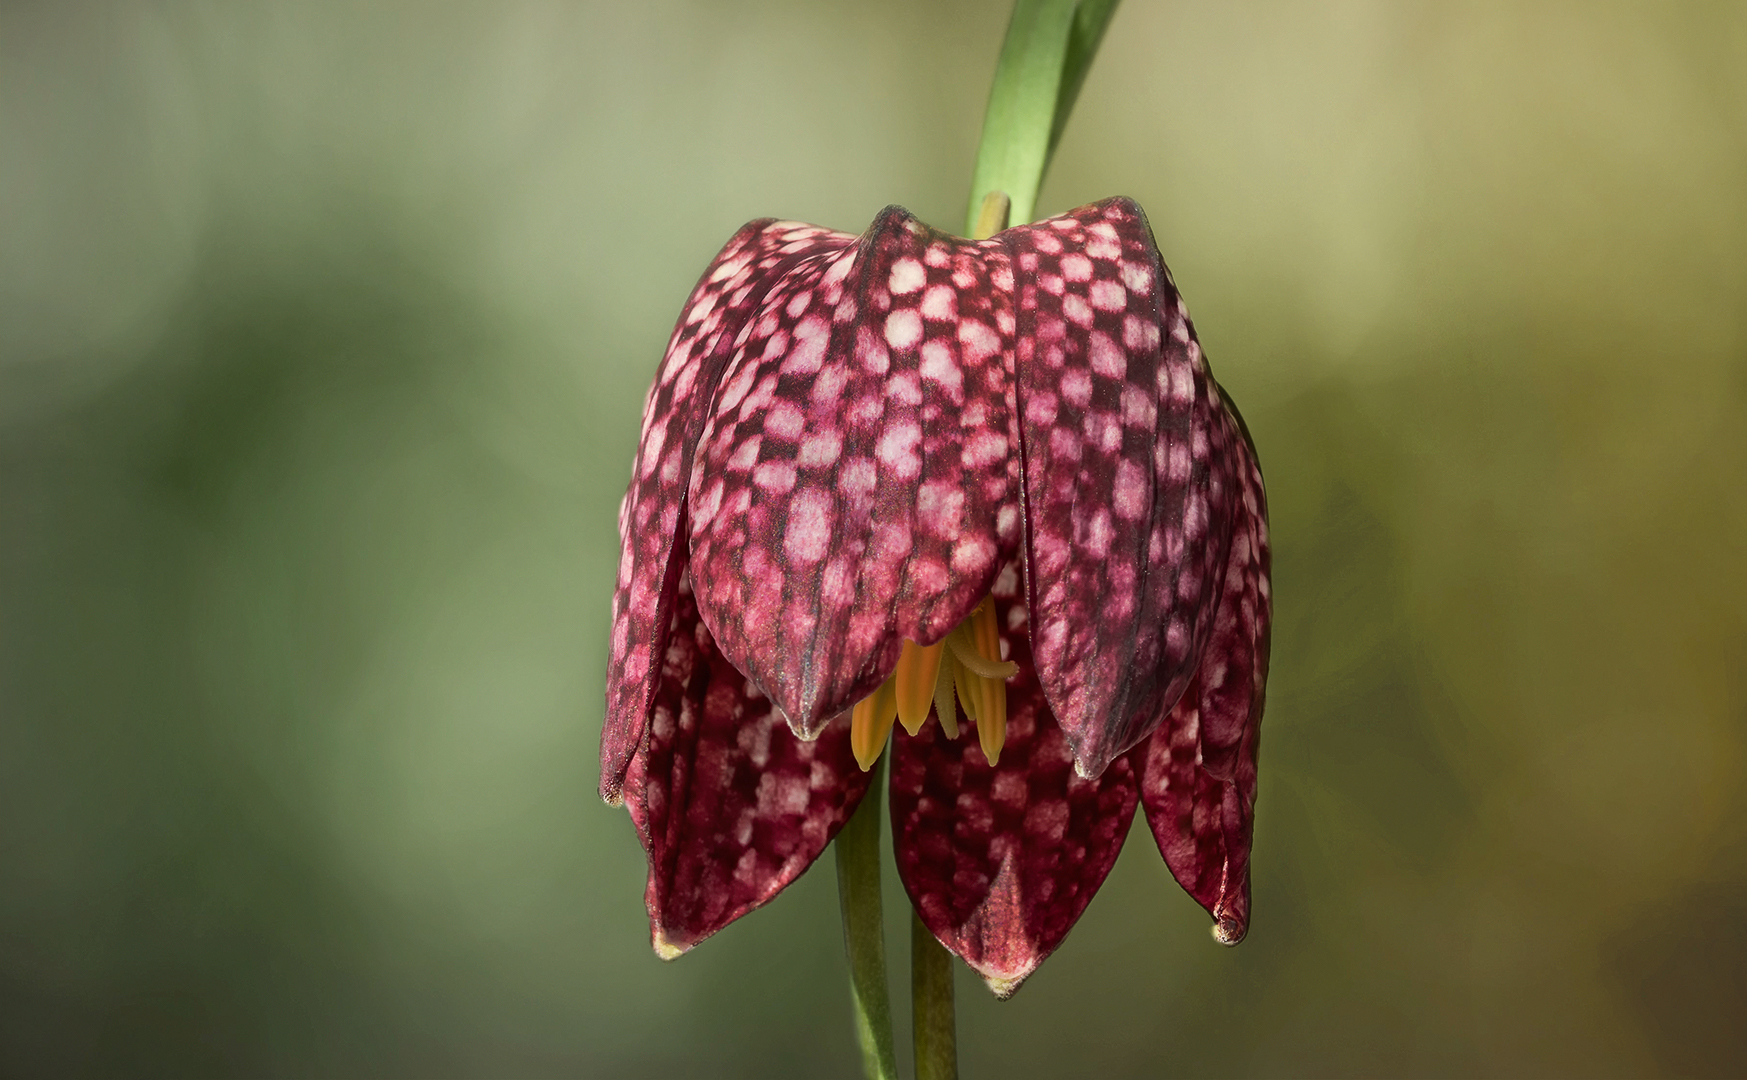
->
[602,197,1270,995]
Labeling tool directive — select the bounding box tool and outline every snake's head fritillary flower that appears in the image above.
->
[601,197,1270,994]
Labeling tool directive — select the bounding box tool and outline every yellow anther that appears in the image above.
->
[894,639,946,736]
[850,676,898,772]
[969,596,1001,659]
[966,599,1008,766]
[977,687,1006,767]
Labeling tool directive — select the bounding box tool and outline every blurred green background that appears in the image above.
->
[3,1,1745,1076]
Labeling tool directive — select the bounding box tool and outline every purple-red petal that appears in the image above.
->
[602,220,855,802]
[1004,197,1237,780]
[605,195,1272,970]
[889,563,1138,997]
[1133,410,1269,942]
[687,208,1020,736]
[622,571,872,956]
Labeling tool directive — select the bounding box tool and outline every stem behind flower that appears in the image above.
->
[912,911,958,1080]
[835,756,897,1080]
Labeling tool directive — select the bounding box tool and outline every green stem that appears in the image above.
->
[835,756,897,1080]
[965,0,1123,233]
[911,911,958,1080]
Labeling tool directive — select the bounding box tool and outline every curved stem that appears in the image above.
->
[835,756,897,1080]
[966,0,1123,233]
[911,911,958,1080]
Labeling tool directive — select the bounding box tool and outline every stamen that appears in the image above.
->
[850,676,898,771]
[977,686,1006,767]
[894,639,946,736]
[932,651,960,739]
[846,595,1011,766]
[967,599,1008,766]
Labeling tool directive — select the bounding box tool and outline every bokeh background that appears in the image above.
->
[4,1,1745,1076]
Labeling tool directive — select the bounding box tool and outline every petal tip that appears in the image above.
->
[983,972,1027,1000]
[652,929,689,961]
[1211,916,1246,947]
[785,707,827,742]
[1071,751,1112,781]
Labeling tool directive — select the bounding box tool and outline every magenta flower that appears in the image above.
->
[600,197,1270,996]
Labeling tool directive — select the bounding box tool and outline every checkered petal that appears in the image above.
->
[605,195,1273,969]
[622,570,873,957]
[1132,410,1270,943]
[1005,197,1238,780]
[889,562,1139,998]
[602,220,856,803]
[687,208,1021,738]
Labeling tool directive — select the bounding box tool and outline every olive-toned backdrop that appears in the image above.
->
[4,2,1744,1076]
